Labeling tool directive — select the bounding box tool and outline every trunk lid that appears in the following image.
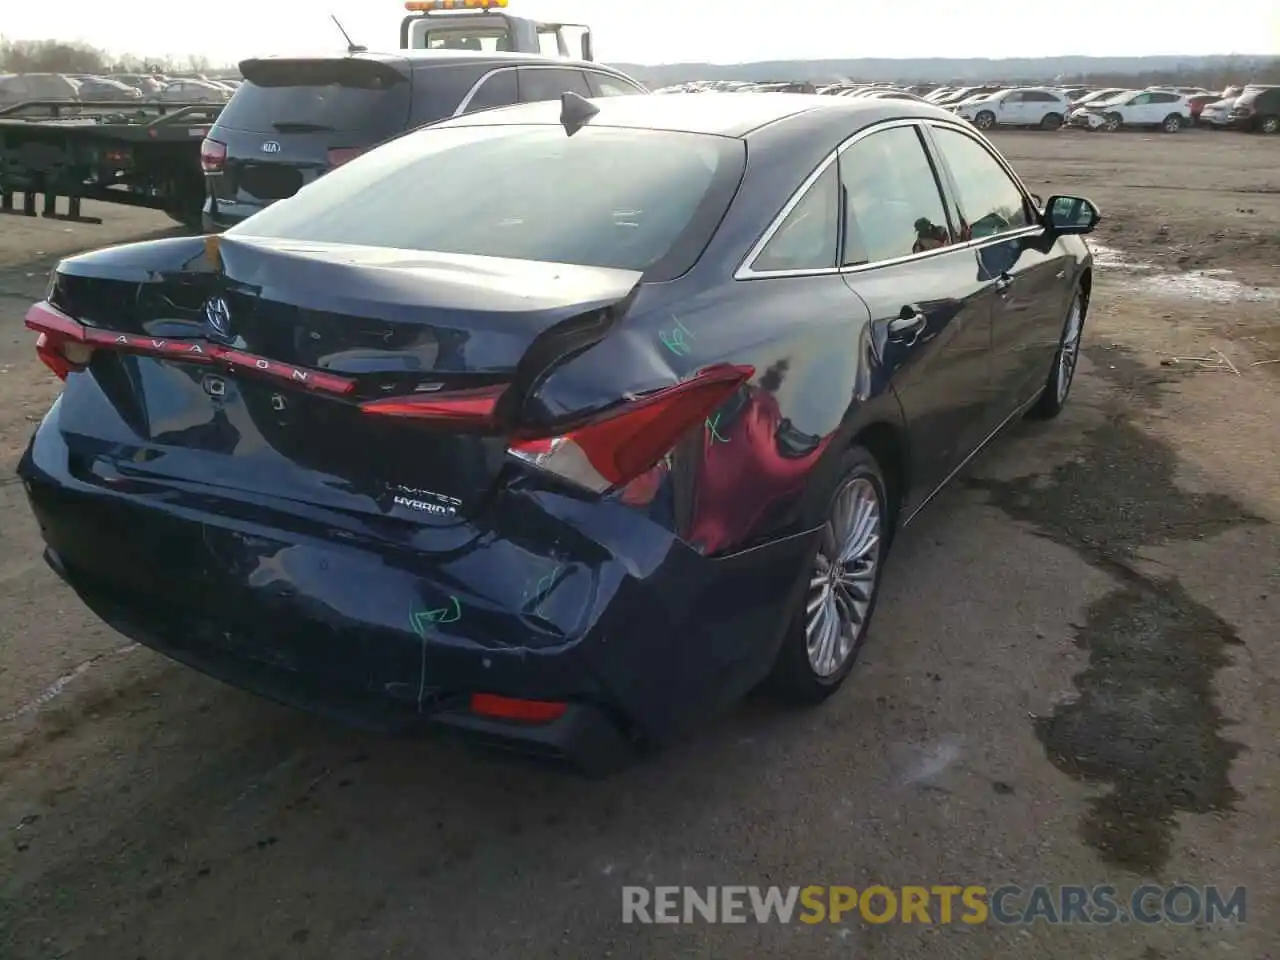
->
[49,235,641,521]
[209,56,413,206]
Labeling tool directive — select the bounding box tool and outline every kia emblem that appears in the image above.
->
[202,296,232,339]
[261,140,282,154]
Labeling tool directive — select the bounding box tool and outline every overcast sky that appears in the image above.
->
[6,0,1278,65]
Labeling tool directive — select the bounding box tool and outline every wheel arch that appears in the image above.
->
[849,420,909,521]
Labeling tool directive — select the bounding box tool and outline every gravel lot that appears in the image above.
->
[1,129,1277,959]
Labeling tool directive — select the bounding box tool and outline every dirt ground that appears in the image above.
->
[0,129,1277,960]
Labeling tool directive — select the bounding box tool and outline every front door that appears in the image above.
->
[836,123,994,514]
[926,124,1074,425]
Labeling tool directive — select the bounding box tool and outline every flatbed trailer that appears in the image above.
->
[0,99,223,227]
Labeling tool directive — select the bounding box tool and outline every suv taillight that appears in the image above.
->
[200,137,226,173]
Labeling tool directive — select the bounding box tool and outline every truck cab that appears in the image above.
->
[400,0,594,61]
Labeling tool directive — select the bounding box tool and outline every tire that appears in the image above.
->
[768,446,893,705]
[1260,115,1280,135]
[163,170,206,232]
[1102,112,1122,132]
[1029,290,1086,420]
[1161,113,1183,133]
[1040,112,1063,131]
[973,110,995,130]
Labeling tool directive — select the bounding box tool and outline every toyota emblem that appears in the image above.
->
[261,140,282,154]
[202,296,232,339]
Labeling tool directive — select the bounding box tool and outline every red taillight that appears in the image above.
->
[200,137,226,173]
[27,302,95,380]
[509,363,754,493]
[327,147,364,168]
[469,693,567,723]
[358,384,507,424]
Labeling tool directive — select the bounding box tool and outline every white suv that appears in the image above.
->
[1068,89,1191,132]
[954,88,1071,131]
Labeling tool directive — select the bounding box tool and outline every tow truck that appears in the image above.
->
[0,0,593,228]
[400,0,594,61]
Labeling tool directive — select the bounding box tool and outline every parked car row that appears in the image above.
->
[0,71,237,109]
[655,78,1280,135]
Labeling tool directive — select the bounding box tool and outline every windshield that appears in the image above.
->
[231,124,747,278]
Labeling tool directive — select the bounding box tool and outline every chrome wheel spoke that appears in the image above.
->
[805,476,883,678]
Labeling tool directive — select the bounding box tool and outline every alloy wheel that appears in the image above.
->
[1262,116,1279,135]
[1057,297,1083,404]
[805,477,881,678]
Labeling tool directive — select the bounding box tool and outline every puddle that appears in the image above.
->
[1089,242,1280,303]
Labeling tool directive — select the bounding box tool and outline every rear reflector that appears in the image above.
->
[508,363,754,493]
[469,693,567,723]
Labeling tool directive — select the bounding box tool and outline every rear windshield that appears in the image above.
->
[217,60,411,134]
[231,124,746,279]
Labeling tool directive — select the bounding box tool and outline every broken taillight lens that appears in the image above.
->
[28,302,95,380]
[508,364,754,493]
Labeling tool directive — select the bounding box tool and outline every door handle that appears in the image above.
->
[888,306,927,344]
[994,273,1013,294]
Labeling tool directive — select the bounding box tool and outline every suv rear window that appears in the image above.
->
[231,124,746,279]
[218,59,411,134]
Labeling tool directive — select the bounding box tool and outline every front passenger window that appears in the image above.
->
[752,164,839,272]
[930,127,1032,240]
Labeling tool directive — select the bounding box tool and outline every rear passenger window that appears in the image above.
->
[462,69,517,113]
[518,67,591,103]
[839,125,953,266]
[752,164,839,273]
[586,73,643,97]
[930,127,1031,240]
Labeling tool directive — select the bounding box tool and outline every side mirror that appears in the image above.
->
[1043,195,1101,235]
[581,33,594,62]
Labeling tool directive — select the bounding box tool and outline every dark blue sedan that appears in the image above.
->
[18,92,1098,774]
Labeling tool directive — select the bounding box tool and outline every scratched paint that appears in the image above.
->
[521,562,564,619]
[706,412,729,443]
[410,596,462,638]
[411,596,462,712]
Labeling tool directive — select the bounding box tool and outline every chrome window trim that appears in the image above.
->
[734,118,919,281]
[582,70,649,96]
[453,64,640,116]
[733,116,1047,281]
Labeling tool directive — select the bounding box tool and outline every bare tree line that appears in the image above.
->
[0,37,224,75]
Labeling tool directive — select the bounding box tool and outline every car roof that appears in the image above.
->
[439,91,959,138]
[240,50,620,73]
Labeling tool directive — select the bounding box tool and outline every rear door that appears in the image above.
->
[209,57,412,209]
